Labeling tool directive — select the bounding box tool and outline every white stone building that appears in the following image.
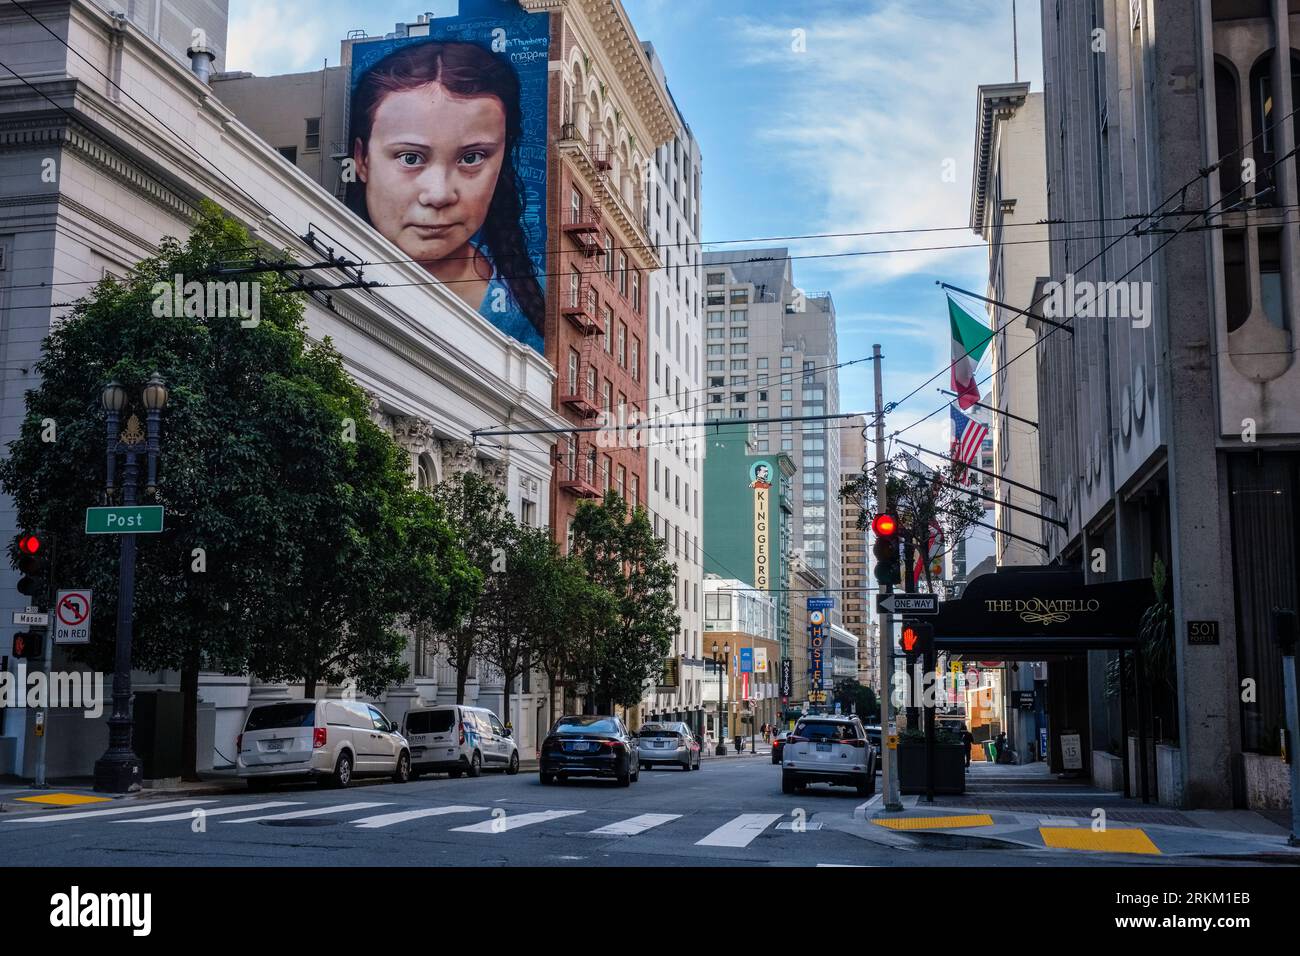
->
[0,0,563,778]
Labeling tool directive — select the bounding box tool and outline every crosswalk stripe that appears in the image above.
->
[695,813,781,848]
[117,802,301,823]
[351,805,487,829]
[588,813,681,836]
[450,809,585,833]
[223,802,392,824]
[5,799,217,823]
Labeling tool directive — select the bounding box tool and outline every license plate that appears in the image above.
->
[411,747,425,757]
[816,743,831,752]
[654,741,665,748]
[572,741,592,751]
[265,740,285,752]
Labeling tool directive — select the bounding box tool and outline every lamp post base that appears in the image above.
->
[714,743,727,756]
[93,753,143,793]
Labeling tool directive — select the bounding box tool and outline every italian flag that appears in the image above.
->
[949,296,993,410]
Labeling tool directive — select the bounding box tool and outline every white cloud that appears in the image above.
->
[225,3,341,75]
[729,0,1043,286]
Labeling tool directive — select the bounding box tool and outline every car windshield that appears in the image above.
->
[797,721,858,741]
[245,702,315,731]
[554,717,619,735]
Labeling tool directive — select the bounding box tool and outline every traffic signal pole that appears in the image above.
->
[32,533,55,788]
[873,345,902,811]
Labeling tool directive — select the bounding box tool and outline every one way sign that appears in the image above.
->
[875,593,938,615]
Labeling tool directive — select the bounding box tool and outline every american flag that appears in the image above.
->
[950,406,988,483]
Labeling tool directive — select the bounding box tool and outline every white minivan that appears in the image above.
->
[402,704,519,778]
[237,699,411,789]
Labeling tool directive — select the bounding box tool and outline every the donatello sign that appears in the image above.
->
[85,506,165,535]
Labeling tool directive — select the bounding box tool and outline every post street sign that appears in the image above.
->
[875,592,938,615]
[12,611,48,626]
[85,505,165,534]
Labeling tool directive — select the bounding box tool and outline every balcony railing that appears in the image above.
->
[561,285,600,334]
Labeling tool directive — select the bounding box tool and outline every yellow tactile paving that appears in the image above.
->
[1039,826,1161,855]
[873,814,995,830]
[14,793,112,807]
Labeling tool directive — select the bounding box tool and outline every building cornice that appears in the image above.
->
[523,0,678,147]
[970,82,1030,235]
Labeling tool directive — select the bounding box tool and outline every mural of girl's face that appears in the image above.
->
[356,83,506,267]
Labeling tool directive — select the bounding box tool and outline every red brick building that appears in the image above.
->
[527,0,678,545]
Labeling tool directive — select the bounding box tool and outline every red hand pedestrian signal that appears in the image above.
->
[901,625,920,653]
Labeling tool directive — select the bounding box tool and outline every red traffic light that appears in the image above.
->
[18,534,40,555]
[901,625,919,653]
[871,514,897,537]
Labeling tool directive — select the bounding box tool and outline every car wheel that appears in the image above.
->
[540,772,554,786]
[332,752,353,789]
[782,772,798,795]
[507,751,520,775]
[468,751,483,778]
[632,762,640,782]
[856,773,875,797]
[693,755,701,770]
[393,751,411,784]
[617,757,631,787]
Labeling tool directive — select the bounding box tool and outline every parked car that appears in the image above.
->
[864,724,883,764]
[237,699,410,789]
[771,729,793,764]
[635,722,701,771]
[781,715,876,796]
[539,715,641,786]
[401,704,519,778]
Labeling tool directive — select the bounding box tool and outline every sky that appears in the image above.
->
[226,0,1043,542]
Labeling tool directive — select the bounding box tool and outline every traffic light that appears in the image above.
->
[12,629,43,660]
[872,513,901,586]
[16,533,49,603]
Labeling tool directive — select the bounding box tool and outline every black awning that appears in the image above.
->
[931,568,1153,654]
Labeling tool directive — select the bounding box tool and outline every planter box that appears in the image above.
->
[898,743,966,795]
[1243,752,1292,810]
[1091,750,1124,792]
[1156,744,1183,807]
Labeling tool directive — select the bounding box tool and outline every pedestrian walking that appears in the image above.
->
[960,724,974,769]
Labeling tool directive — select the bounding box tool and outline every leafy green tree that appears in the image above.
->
[840,454,984,592]
[0,202,473,771]
[570,490,679,713]
[832,678,879,720]
[531,554,615,729]
[431,470,513,703]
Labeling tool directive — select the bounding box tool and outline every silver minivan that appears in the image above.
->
[237,699,411,789]
[402,704,519,778]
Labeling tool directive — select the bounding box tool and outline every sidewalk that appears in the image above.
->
[860,762,1300,861]
[700,740,772,758]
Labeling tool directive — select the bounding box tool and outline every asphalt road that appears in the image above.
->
[0,757,1270,867]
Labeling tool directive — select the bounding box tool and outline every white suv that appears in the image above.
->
[781,715,876,796]
[237,699,411,789]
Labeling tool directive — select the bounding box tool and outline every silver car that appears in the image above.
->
[636,722,701,771]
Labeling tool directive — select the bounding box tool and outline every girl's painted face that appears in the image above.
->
[356,83,506,265]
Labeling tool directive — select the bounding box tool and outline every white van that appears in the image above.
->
[402,704,519,778]
[237,699,411,789]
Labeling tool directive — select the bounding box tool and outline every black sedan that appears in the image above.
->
[540,715,642,786]
[771,730,793,764]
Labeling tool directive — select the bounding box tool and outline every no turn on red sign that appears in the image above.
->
[53,589,92,645]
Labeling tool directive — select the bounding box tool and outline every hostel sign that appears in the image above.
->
[808,609,827,702]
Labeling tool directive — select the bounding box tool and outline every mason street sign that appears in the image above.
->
[85,506,165,535]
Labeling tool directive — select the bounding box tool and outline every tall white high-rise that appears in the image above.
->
[641,42,704,730]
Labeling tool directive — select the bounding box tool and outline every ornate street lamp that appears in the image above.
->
[93,374,168,792]
[711,640,730,756]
